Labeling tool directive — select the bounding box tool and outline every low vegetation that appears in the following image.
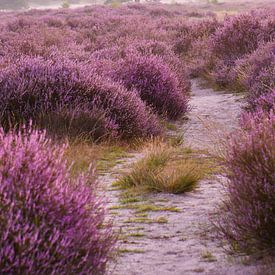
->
[217,112,275,255]
[117,141,212,194]
[0,127,115,274]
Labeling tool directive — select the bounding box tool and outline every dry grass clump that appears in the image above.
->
[117,140,211,194]
[65,139,129,177]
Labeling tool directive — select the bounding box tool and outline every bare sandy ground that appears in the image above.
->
[100,79,268,275]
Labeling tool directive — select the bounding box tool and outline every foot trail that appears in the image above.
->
[102,80,259,275]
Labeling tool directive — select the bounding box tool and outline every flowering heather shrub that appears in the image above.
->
[0,57,161,139]
[91,46,127,62]
[85,76,162,138]
[0,127,115,274]
[218,113,275,254]
[112,54,189,119]
[252,9,275,42]
[43,16,64,28]
[208,13,258,85]
[208,11,274,87]
[172,19,219,78]
[125,40,190,93]
[250,90,275,114]
[210,14,262,61]
[235,41,275,111]
[126,40,174,60]
[173,18,219,56]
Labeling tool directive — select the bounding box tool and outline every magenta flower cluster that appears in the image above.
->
[0,127,115,274]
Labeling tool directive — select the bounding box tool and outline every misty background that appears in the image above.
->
[0,0,208,10]
[0,0,103,10]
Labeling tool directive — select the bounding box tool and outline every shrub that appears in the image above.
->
[235,41,275,111]
[208,11,274,87]
[250,90,275,114]
[218,112,275,254]
[173,18,218,56]
[210,59,237,88]
[126,40,191,93]
[0,57,161,139]
[210,13,262,62]
[112,54,189,120]
[0,127,115,274]
[62,0,70,9]
[208,13,261,86]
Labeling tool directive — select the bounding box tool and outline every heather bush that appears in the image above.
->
[112,54,189,119]
[0,57,161,139]
[173,18,218,56]
[0,127,115,274]
[210,59,237,88]
[208,14,253,85]
[250,90,275,114]
[126,40,191,93]
[173,19,219,77]
[210,14,263,62]
[235,41,275,111]
[218,113,275,254]
[209,11,274,87]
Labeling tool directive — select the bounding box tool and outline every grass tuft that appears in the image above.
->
[116,141,211,194]
[201,250,217,262]
[118,248,145,254]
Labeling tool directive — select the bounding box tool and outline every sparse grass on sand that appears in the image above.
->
[115,140,213,195]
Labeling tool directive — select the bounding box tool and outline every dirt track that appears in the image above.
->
[102,80,264,275]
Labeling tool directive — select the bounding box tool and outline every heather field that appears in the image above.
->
[0,0,274,274]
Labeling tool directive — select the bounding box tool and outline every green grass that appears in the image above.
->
[109,203,179,213]
[119,197,142,204]
[134,204,180,213]
[165,122,178,131]
[108,204,138,210]
[156,217,168,224]
[124,216,168,224]
[167,134,185,147]
[96,146,129,173]
[118,248,145,254]
[135,213,149,218]
[201,250,217,262]
[127,232,146,238]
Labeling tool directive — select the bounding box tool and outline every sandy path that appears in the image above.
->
[101,79,262,275]
[182,79,243,152]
